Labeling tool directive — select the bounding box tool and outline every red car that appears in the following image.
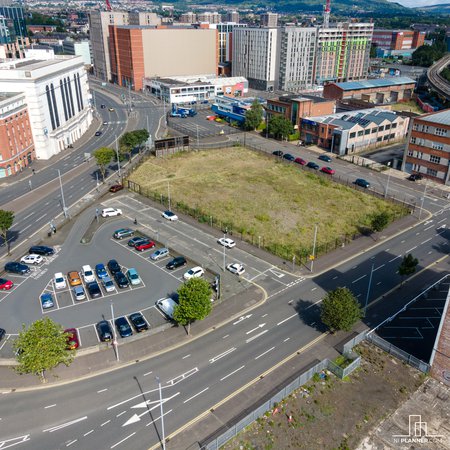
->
[294,157,306,165]
[0,278,13,290]
[109,184,124,193]
[321,166,335,175]
[64,328,80,350]
[135,240,156,252]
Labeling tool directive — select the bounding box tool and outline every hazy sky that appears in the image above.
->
[389,0,449,6]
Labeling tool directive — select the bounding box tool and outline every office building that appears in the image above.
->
[226,11,239,23]
[63,38,92,66]
[260,12,278,27]
[0,16,9,44]
[197,12,221,24]
[0,55,93,159]
[0,4,26,42]
[372,29,425,51]
[129,12,161,26]
[179,12,196,24]
[402,109,450,184]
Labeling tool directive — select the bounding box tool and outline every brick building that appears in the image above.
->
[372,29,425,51]
[402,109,450,184]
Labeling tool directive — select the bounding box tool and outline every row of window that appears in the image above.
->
[347,123,397,139]
[412,123,448,137]
[407,150,446,166]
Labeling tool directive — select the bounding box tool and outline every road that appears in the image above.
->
[427,53,450,100]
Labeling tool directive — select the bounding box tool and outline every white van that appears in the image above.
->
[81,265,95,283]
[156,297,179,320]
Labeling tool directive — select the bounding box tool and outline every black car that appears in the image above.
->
[114,271,129,288]
[95,131,102,137]
[306,161,320,170]
[166,256,187,270]
[0,328,5,341]
[4,262,30,275]
[107,259,121,275]
[100,104,106,109]
[127,237,147,247]
[96,320,112,342]
[408,173,423,181]
[128,312,148,332]
[283,153,295,161]
[272,150,284,157]
[87,281,102,298]
[29,245,54,256]
[354,178,370,188]
[115,317,133,338]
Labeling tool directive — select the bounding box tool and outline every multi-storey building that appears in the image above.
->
[211,23,246,67]
[0,16,9,43]
[402,109,450,184]
[0,55,92,159]
[226,11,239,23]
[0,92,35,177]
[63,38,92,65]
[0,4,26,42]
[129,12,161,27]
[197,12,221,24]
[372,29,425,51]
[179,12,196,24]
[260,12,278,27]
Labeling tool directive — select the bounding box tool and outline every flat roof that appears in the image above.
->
[419,109,450,126]
[331,77,416,91]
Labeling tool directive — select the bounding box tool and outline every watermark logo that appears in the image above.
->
[393,415,444,445]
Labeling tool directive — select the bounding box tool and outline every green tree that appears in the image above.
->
[268,115,294,140]
[398,253,419,285]
[134,129,150,149]
[244,99,263,131]
[371,211,390,232]
[0,209,14,255]
[119,132,138,160]
[93,147,115,181]
[320,287,363,333]
[173,278,212,335]
[13,318,74,383]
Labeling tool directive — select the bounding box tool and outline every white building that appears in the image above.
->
[63,38,92,66]
[0,55,93,159]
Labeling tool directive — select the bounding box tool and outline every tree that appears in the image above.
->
[243,99,263,131]
[93,147,115,181]
[134,129,150,149]
[173,278,212,335]
[370,211,390,232]
[0,209,14,255]
[268,115,294,140]
[13,318,74,383]
[398,253,418,285]
[320,287,363,333]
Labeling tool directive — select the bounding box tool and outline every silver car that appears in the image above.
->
[149,248,169,261]
[73,285,86,301]
[102,276,115,292]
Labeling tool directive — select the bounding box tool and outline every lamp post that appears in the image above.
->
[167,181,171,212]
[156,376,166,450]
[419,180,428,221]
[110,301,119,361]
[57,169,67,217]
[115,135,121,179]
[384,161,392,199]
[364,263,375,317]
[222,233,226,272]
[310,224,318,273]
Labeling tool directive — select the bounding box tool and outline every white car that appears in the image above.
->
[162,210,178,221]
[183,266,205,280]
[156,297,179,320]
[81,265,95,283]
[101,207,122,218]
[226,263,245,276]
[218,237,236,248]
[20,254,44,265]
[54,272,67,289]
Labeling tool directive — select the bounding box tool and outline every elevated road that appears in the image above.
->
[427,53,450,100]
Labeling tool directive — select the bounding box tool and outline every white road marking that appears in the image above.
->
[405,246,417,253]
[107,387,162,410]
[43,416,87,432]
[145,409,172,427]
[220,365,245,381]
[357,294,362,298]
[182,354,190,359]
[311,287,317,291]
[116,411,127,418]
[374,264,385,271]
[261,313,268,318]
[83,430,94,437]
[110,432,136,449]
[421,238,432,244]
[66,440,77,447]
[332,276,338,280]
[22,212,34,220]
[35,214,47,222]
[376,281,382,285]
[352,275,367,283]
[97,388,108,393]
[209,348,236,363]
[143,371,152,377]
[424,225,434,231]
[246,329,268,343]
[438,217,446,223]
[277,313,297,326]
[44,404,56,409]
[167,367,198,385]
[183,387,209,404]
[101,420,111,427]
[21,224,32,233]
[401,240,405,243]
[283,337,290,342]
[246,323,266,335]
[222,334,229,339]
[233,314,252,325]
[255,346,275,360]
[388,255,401,263]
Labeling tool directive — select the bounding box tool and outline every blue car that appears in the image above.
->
[4,262,30,275]
[40,292,54,309]
[318,154,332,163]
[283,153,295,161]
[95,263,108,279]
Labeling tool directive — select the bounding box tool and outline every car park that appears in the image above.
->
[218,237,236,248]
[107,259,121,275]
[109,184,123,193]
[29,245,54,256]
[115,317,132,338]
[102,276,115,292]
[87,281,102,298]
[53,273,66,289]
[95,263,108,279]
[113,228,134,239]
[67,271,82,286]
[95,131,102,137]
[101,207,122,217]
[150,248,169,261]
[272,150,283,157]
[20,254,44,265]
[81,265,95,283]
[354,178,370,188]
[408,173,423,181]
[227,263,245,276]
[96,320,113,342]
[135,240,155,252]
[156,296,179,319]
[40,292,54,309]
[294,157,306,165]
[318,154,332,162]
[283,153,295,161]
[73,285,86,301]
[0,278,13,290]
[4,262,30,275]
[64,328,79,349]
[127,236,147,247]
[306,161,319,170]
[114,271,129,288]
[321,166,335,175]
[127,268,142,286]
[183,266,204,280]
[166,256,187,270]
[128,312,148,332]
[162,210,178,221]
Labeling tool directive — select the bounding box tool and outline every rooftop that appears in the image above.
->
[419,109,450,127]
[330,77,416,91]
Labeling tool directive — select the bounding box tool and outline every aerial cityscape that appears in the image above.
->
[0,0,449,449]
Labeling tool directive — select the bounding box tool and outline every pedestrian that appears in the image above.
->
[32,169,35,175]
[134,218,138,225]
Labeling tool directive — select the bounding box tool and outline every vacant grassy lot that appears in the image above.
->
[390,100,423,115]
[128,147,406,258]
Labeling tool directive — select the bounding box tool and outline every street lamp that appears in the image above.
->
[115,135,122,179]
[364,263,375,317]
[57,169,67,218]
[310,224,318,273]
[110,301,119,361]
[155,376,166,450]
[222,232,226,272]
[418,180,428,221]
[384,162,392,199]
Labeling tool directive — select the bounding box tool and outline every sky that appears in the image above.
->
[389,0,449,6]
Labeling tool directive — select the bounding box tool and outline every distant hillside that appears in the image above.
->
[413,3,450,14]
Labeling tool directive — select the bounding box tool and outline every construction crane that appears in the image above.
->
[323,0,331,28]
[105,0,112,11]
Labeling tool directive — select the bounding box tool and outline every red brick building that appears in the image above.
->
[372,30,425,50]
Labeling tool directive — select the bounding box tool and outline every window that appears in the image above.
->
[357,130,364,137]
[435,128,447,137]
[427,168,438,177]
[392,123,397,129]
[407,150,413,157]
[364,129,370,135]
[379,126,384,132]
[431,142,444,150]
[410,137,416,144]
[430,155,441,164]
[349,132,356,138]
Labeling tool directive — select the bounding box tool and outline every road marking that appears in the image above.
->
[438,217,446,223]
[111,432,136,449]
[220,365,245,381]
[421,238,432,244]
[388,255,401,263]
[183,387,209,404]
[36,214,47,222]
[311,287,317,291]
[401,240,405,243]
[261,313,268,318]
[352,265,358,269]
[83,430,94,437]
[209,348,236,363]
[246,329,268,343]
[143,371,153,377]
[182,354,190,359]
[416,232,420,235]
[44,404,56,409]
[374,264,385,272]
[222,334,229,339]
[97,388,108,393]
[357,293,362,297]
[101,420,111,427]
[116,411,127,418]
[107,387,162,410]
[233,314,252,325]
[145,409,173,427]
[277,313,297,326]
[352,275,366,283]
[283,337,290,342]
[424,225,434,231]
[22,212,34,220]
[66,440,77,447]
[268,269,284,278]
[405,246,417,253]
[377,281,382,285]
[332,276,338,280]
[246,323,266,335]
[167,367,198,385]
[255,347,275,360]
[43,416,87,433]
[21,224,32,233]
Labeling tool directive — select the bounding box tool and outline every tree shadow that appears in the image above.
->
[356,225,374,239]
[293,299,327,333]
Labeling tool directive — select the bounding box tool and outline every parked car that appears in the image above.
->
[29,245,54,256]
[67,271,82,286]
[321,166,335,175]
[87,281,102,299]
[162,210,178,221]
[114,271,129,288]
[183,266,204,280]
[20,254,44,265]
[294,157,307,165]
[100,104,106,109]
[354,178,370,188]
[217,237,236,248]
[95,131,102,137]
[109,184,124,193]
[135,240,155,252]
[4,262,30,275]
[73,285,86,301]
[40,292,54,309]
[128,312,148,332]
[166,256,187,270]
[306,161,319,170]
[102,276,115,293]
[272,150,284,157]
[150,248,169,261]
[0,278,13,290]
[64,328,80,349]
[107,259,121,275]
[226,263,245,276]
[0,328,5,341]
[115,317,133,338]
[96,320,113,342]
[283,153,295,161]
[95,263,108,279]
[318,154,332,162]
[127,236,147,247]
[101,207,122,218]
[53,272,66,289]
[81,265,95,283]
[108,107,114,112]
[127,268,142,286]
[113,228,134,239]
[156,296,179,319]
[408,173,423,181]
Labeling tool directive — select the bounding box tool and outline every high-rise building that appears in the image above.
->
[0,4,26,42]
[372,29,425,51]
[260,12,278,27]
[179,12,196,24]
[197,12,221,24]
[129,12,161,26]
[226,11,239,23]
[63,38,92,65]
[0,16,10,44]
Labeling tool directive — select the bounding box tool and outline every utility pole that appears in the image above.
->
[310,224,318,272]
[364,264,375,317]
[167,180,171,212]
[156,376,166,450]
[115,135,121,179]
[222,233,226,272]
[384,162,392,199]
[57,169,67,217]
